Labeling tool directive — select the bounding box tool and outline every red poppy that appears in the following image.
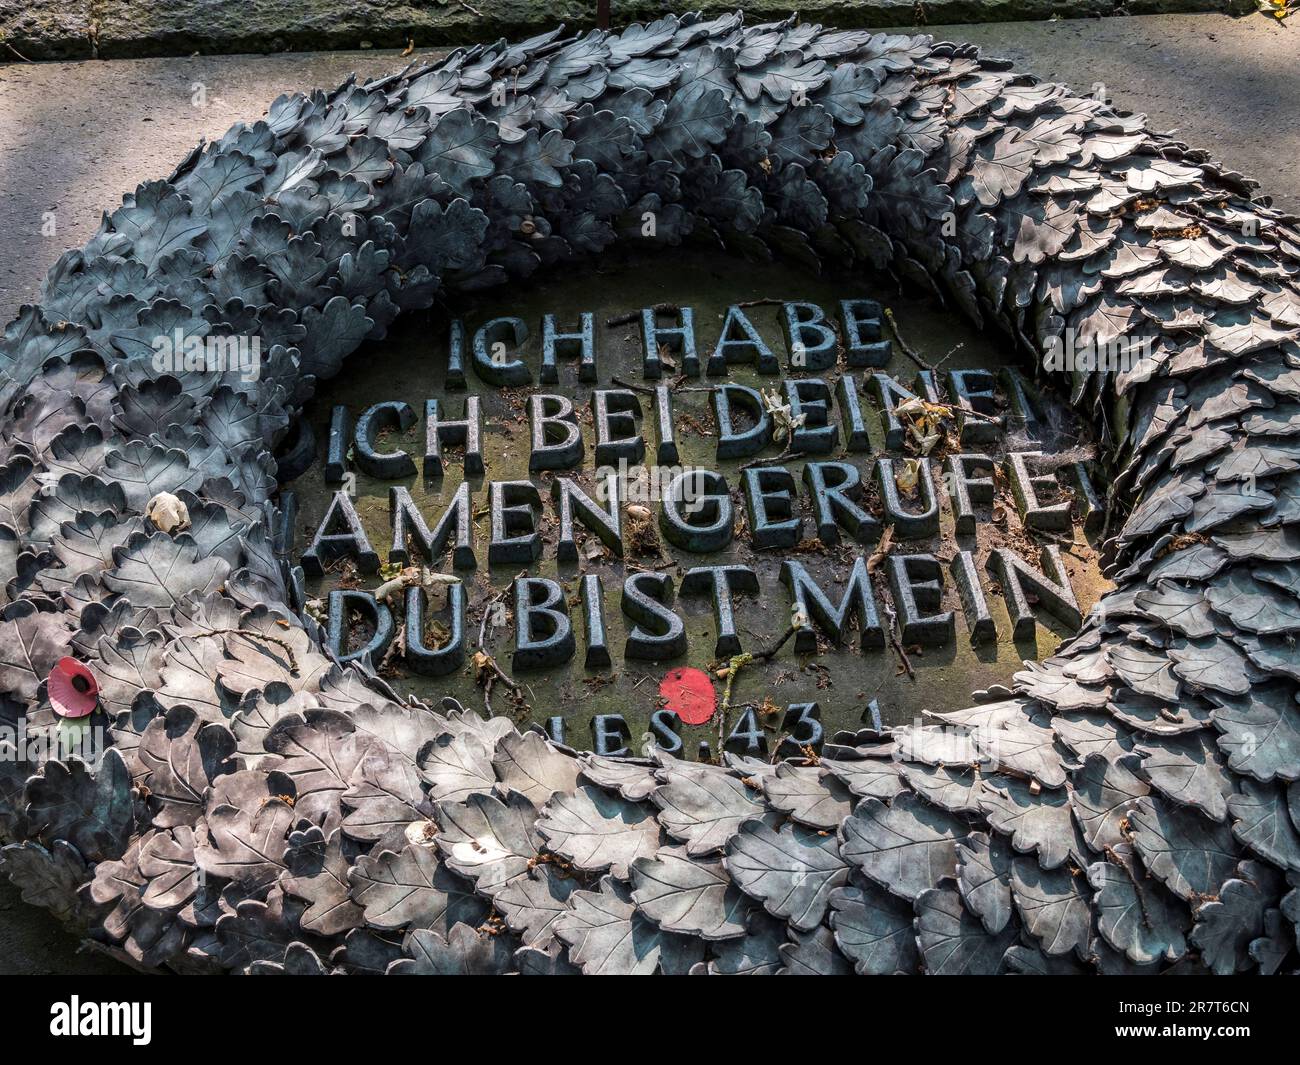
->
[658,667,716,725]
[48,657,99,718]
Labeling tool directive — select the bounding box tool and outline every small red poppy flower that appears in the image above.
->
[48,657,99,719]
[658,667,716,725]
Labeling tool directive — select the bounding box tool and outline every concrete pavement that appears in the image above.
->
[0,0,1257,62]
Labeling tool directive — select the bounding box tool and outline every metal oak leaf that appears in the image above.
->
[816,64,879,125]
[279,825,365,936]
[435,789,541,893]
[1188,859,1281,975]
[538,784,662,879]
[341,744,434,843]
[914,885,1016,975]
[899,762,985,815]
[1009,856,1091,958]
[955,831,1013,935]
[554,874,703,976]
[0,840,88,924]
[104,531,230,609]
[820,753,905,801]
[108,183,208,272]
[514,940,581,976]
[1068,752,1150,854]
[840,792,967,901]
[102,442,199,511]
[648,83,732,161]
[1207,569,1300,636]
[349,841,486,932]
[1129,796,1239,902]
[214,892,298,971]
[705,908,785,975]
[761,763,853,829]
[1210,685,1300,783]
[827,883,920,975]
[1051,712,1134,764]
[88,836,145,939]
[389,923,515,975]
[139,825,200,912]
[1003,942,1090,975]
[724,817,847,930]
[491,864,580,948]
[0,601,65,702]
[348,701,448,766]
[138,704,237,828]
[418,731,496,803]
[416,109,499,194]
[1228,779,1300,872]
[1087,854,1190,966]
[24,750,133,863]
[38,512,137,597]
[154,636,231,720]
[94,629,166,717]
[779,925,854,975]
[264,709,374,826]
[194,798,294,889]
[1133,731,1232,822]
[979,721,1066,789]
[579,754,659,802]
[629,844,749,940]
[968,128,1035,206]
[492,729,581,804]
[248,941,331,976]
[651,765,765,855]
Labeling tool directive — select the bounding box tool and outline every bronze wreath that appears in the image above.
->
[1,12,1299,975]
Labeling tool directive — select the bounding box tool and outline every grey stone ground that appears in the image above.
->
[0,11,1294,973]
[0,0,1254,61]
